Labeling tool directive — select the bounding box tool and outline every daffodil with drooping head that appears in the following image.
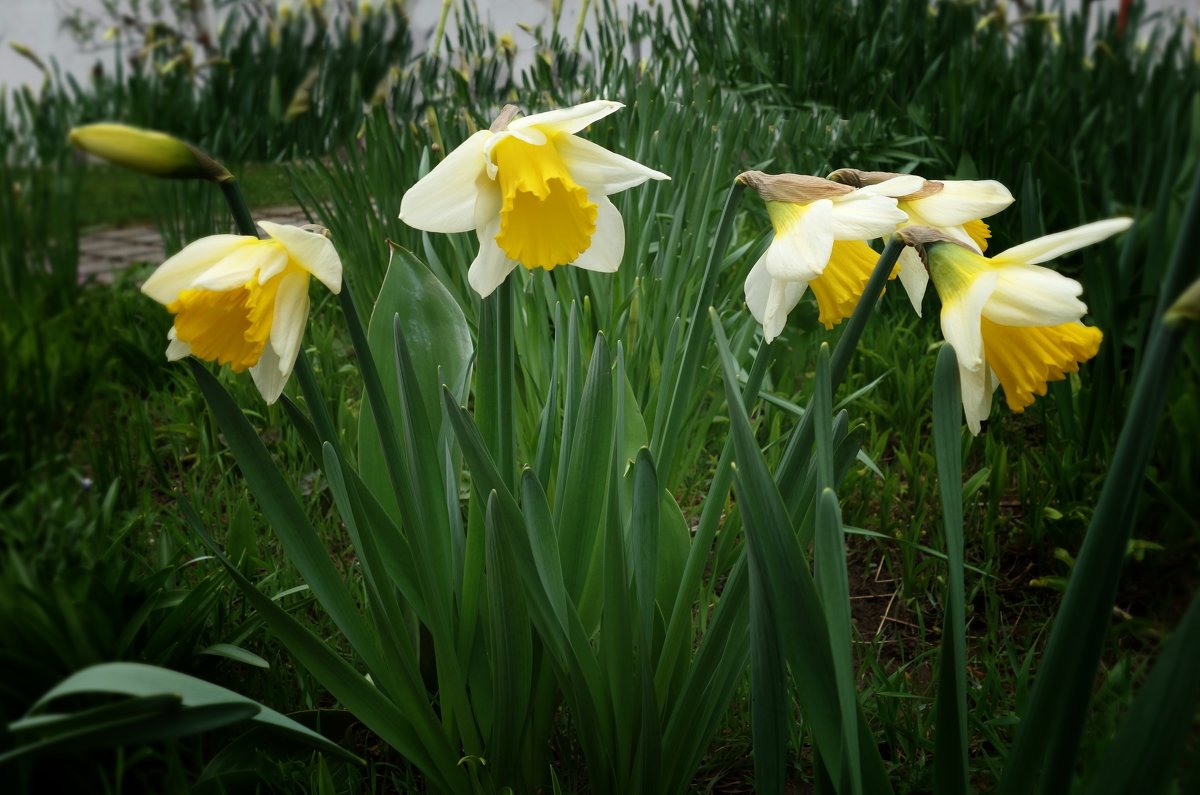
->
[829,168,1014,317]
[738,170,919,341]
[141,221,343,404]
[398,101,669,297]
[898,218,1132,434]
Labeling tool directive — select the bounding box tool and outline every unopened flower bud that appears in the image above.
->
[1165,277,1200,327]
[68,123,232,182]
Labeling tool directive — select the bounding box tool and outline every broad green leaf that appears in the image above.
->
[2,695,259,764]
[655,488,691,625]
[11,663,340,759]
[199,643,270,669]
[357,243,472,520]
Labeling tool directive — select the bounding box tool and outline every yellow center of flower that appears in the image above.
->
[981,318,1102,411]
[492,134,598,270]
[962,218,991,252]
[167,248,299,372]
[808,240,898,329]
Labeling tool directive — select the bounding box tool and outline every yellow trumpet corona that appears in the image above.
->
[141,222,343,404]
[900,218,1132,433]
[399,100,669,298]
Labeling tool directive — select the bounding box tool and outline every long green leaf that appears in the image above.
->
[932,344,969,795]
[815,487,861,795]
[749,553,788,795]
[629,449,662,794]
[713,311,892,793]
[652,181,745,486]
[484,492,534,783]
[557,335,613,616]
[178,497,468,793]
[187,361,386,685]
[999,169,1200,795]
[1089,589,1200,795]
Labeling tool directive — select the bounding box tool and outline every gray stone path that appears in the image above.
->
[77,205,310,284]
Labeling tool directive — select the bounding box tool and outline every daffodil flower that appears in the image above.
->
[398,100,669,297]
[898,218,1133,433]
[738,170,917,341]
[141,221,343,404]
[829,168,1014,316]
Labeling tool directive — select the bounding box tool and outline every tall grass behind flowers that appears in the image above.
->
[3,1,412,165]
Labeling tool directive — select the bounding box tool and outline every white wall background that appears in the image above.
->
[1,0,1195,90]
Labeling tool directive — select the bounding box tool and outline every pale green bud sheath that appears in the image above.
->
[68,123,232,183]
[69,123,258,236]
[1165,276,1200,326]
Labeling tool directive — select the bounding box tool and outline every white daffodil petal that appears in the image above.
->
[141,235,252,304]
[250,345,287,405]
[258,221,343,294]
[994,217,1133,266]
[269,272,311,377]
[398,130,490,234]
[940,270,999,373]
[983,264,1087,326]
[572,196,624,272]
[896,246,929,316]
[912,180,1014,226]
[555,133,669,196]
[744,257,772,326]
[830,193,907,240]
[766,200,834,281]
[959,362,998,435]
[468,213,518,298]
[194,243,287,291]
[165,329,191,361]
[859,174,925,198]
[510,100,624,136]
[505,127,547,147]
[256,245,291,283]
[761,277,807,343]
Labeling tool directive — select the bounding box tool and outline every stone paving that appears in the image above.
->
[77,205,311,284]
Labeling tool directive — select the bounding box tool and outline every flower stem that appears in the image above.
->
[219,179,260,238]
